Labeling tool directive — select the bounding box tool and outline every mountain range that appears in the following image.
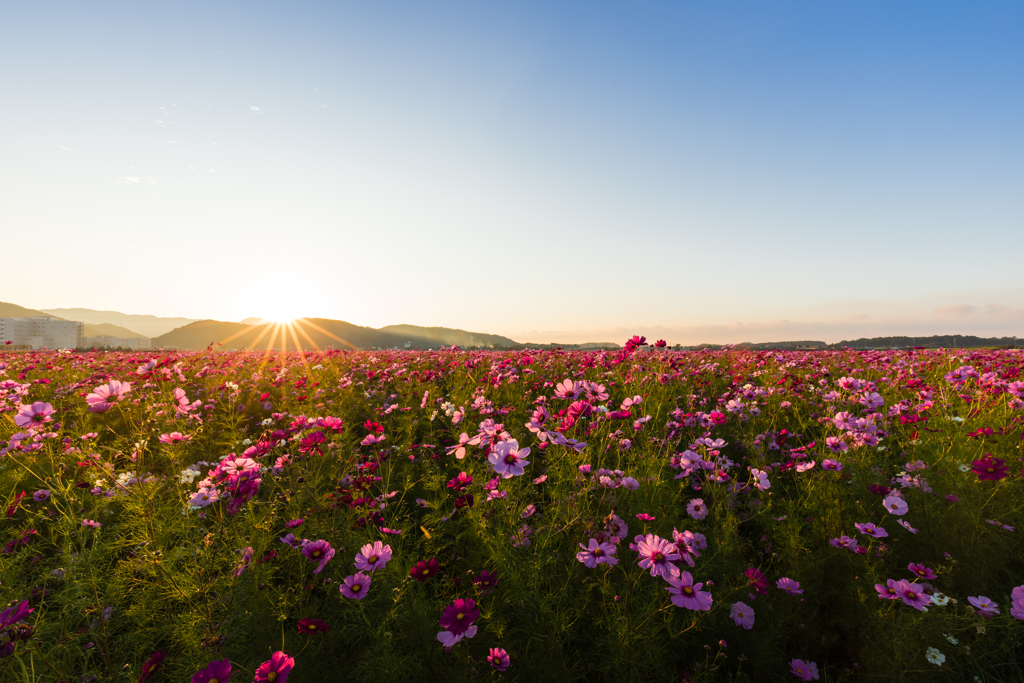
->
[2,302,1019,351]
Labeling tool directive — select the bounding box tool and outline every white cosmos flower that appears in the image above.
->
[925,647,945,666]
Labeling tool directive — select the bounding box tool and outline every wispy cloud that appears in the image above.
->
[250,105,261,114]
[58,144,73,151]
[124,177,140,183]
[934,304,976,318]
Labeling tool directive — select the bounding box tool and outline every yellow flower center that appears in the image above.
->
[456,612,464,620]
[268,673,277,682]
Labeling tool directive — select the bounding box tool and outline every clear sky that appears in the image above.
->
[2,1,1022,344]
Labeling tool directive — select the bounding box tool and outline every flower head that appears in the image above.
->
[301,540,335,574]
[488,439,531,478]
[666,570,713,611]
[439,598,479,637]
[789,659,819,681]
[191,659,233,683]
[410,558,439,582]
[340,573,372,600]
[925,647,945,666]
[487,647,511,671]
[883,495,908,516]
[636,534,680,579]
[730,601,755,629]
[297,618,328,635]
[254,651,295,683]
[971,455,1008,481]
[354,541,392,572]
[576,538,619,568]
[776,577,803,595]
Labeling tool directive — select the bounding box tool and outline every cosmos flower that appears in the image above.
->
[297,618,328,635]
[86,380,132,413]
[665,571,713,611]
[354,541,392,572]
[576,538,619,568]
[254,651,295,683]
[488,439,531,478]
[487,647,511,671]
[790,659,819,681]
[730,601,755,629]
[301,540,335,574]
[340,573,372,600]
[883,496,908,516]
[636,534,680,579]
[410,558,440,582]
[191,659,233,683]
[14,402,55,429]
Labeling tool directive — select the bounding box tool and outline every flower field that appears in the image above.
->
[1,340,1022,682]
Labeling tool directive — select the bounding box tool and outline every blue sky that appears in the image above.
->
[2,1,1022,343]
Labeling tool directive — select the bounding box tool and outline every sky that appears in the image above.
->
[2,1,1023,345]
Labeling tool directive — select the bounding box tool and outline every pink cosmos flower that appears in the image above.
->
[875,579,901,600]
[745,567,769,595]
[854,522,887,538]
[908,563,937,580]
[0,600,33,628]
[191,659,233,683]
[233,547,253,578]
[354,541,392,572]
[340,573,371,599]
[554,378,582,400]
[821,459,844,472]
[686,498,708,520]
[488,439,531,479]
[776,577,803,595]
[636,534,680,579]
[86,380,131,412]
[189,487,221,507]
[897,519,919,534]
[576,538,619,567]
[730,601,755,629]
[968,595,999,617]
[883,495,908,516]
[82,519,101,529]
[437,598,479,646]
[896,580,931,610]
[635,513,655,521]
[254,651,295,683]
[665,570,713,611]
[749,468,770,491]
[360,434,386,446]
[487,647,511,671]
[14,401,56,429]
[301,540,335,573]
[32,490,50,502]
[790,659,819,681]
[159,432,191,444]
[1010,598,1024,621]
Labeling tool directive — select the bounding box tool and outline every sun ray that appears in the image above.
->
[295,318,358,350]
[217,321,266,348]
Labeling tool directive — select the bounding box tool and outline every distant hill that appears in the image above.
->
[41,308,198,338]
[827,335,1020,349]
[0,301,50,318]
[152,318,518,351]
[379,325,518,348]
[83,323,148,339]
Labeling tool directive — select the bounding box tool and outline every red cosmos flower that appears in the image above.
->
[410,558,439,582]
[138,650,166,683]
[744,567,769,595]
[364,420,384,435]
[296,618,328,635]
[972,454,1009,481]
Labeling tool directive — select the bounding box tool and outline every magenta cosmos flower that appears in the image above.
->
[301,540,335,574]
[874,579,901,600]
[908,563,937,580]
[86,380,131,413]
[410,558,439,582]
[254,651,295,683]
[789,659,819,681]
[487,647,511,671]
[745,567,769,595]
[354,541,392,572]
[883,495,908,516]
[636,534,680,579]
[666,570,713,611]
[968,595,999,617]
[896,580,931,610]
[14,402,55,429]
[776,577,803,595]
[854,522,888,538]
[971,455,1009,481]
[730,601,755,629]
[437,598,479,647]
[191,659,233,683]
[340,573,372,599]
[488,439,531,478]
[576,538,619,567]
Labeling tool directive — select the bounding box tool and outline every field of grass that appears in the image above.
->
[1,341,1022,682]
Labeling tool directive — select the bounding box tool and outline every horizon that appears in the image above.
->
[2,2,1022,343]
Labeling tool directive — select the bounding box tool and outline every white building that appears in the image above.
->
[0,316,84,350]
[83,335,152,350]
